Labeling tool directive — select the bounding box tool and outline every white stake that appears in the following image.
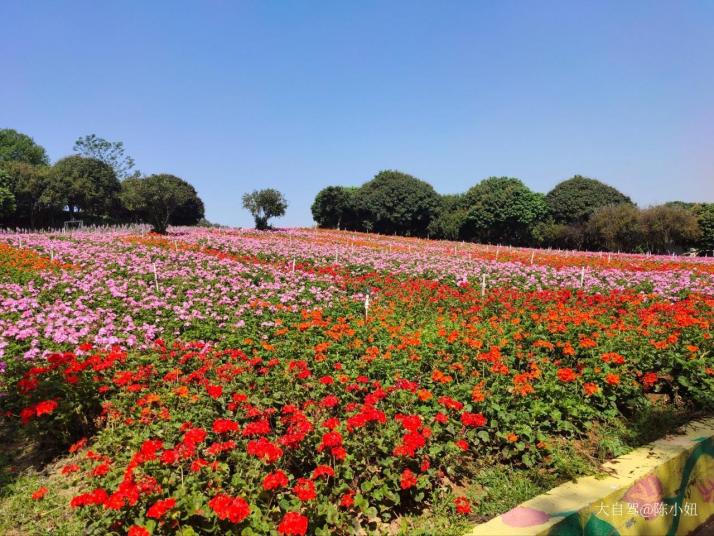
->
[580,266,585,288]
[50,247,54,261]
[291,258,296,273]
[530,251,534,265]
[481,273,486,297]
[364,292,370,321]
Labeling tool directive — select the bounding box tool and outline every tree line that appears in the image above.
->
[0,129,205,233]
[311,170,714,254]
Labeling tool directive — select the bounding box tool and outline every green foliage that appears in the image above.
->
[311,186,358,229]
[354,170,440,236]
[121,174,197,233]
[0,129,49,166]
[73,134,139,180]
[546,175,632,224]
[169,183,205,226]
[640,204,701,253]
[0,169,16,220]
[242,188,288,230]
[427,194,467,240]
[0,161,54,228]
[696,204,714,254]
[461,177,548,245]
[47,156,121,218]
[586,204,643,251]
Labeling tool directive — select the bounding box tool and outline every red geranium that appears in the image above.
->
[146,497,176,519]
[400,469,418,490]
[293,478,317,501]
[208,494,250,523]
[263,470,289,490]
[277,511,309,535]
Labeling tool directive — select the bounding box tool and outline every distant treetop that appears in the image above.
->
[546,175,632,224]
[0,129,50,166]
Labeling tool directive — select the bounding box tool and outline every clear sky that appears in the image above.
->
[2,1,713,227]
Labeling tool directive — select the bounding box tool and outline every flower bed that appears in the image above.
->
[1,228,713,534]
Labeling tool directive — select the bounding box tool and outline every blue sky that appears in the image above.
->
[2,1,713,227]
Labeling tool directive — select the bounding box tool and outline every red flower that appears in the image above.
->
[454,496,471,514]
[213,418,240,434]
[293,478,317,501]
[61,464,80,475]
[128,526,150,536]
[311,465,335,479]
[277,511,309,535]
[70,488,108,508]
[455,439,469,451]
[263,470,289,490]
[32,486,48,500]
[605,373,620,385]
[19,406,35,424]
[400,469,418,490]
[583,382,599,396]
[146,497,176,519]
[206,384,223,399]
[642,372,658,388]
[209,494,251,523]
[460,412,487,428]
[340,490,355,508]
[35,399,58,417]
[92,462,110,476]
[556,368,577,383]
[247,438,283,463]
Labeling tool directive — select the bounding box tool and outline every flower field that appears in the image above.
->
[1,227,713,535]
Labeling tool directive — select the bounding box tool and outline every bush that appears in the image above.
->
[354,170,440,236]
[546,176,632,225]
[461,177,547,245]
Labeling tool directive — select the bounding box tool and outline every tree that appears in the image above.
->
[697,204,714,255]
[169,185,205,226]
[0,161,55,228]
[586,204,643,251]
[242,189,288,230]
[640,205,701,253]
[46,156,121,219]
[0,168,16,221]
[73,134,139,180]
[0,129,49,166]
[427,194,467,240]
[311,186,358,229]
[461,177,548,245]
[121,174,196,234]
[353,170,440,236]
[546,175,633,224]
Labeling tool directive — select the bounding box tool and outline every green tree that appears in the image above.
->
[640,205,701,253]
[697,204,714,254]
[46,156,121,218]
[586,204,643,251]
[311,186,358,229]
[0,168,16,221]
[427,194,467,240]
[121,174,196,234]
[461,177,548,245]
[169,183,205,226]
[73,134,139,180]
[0,161,55,228]
[0,129,49,166]
[242,189,288,230]
[354,170,440,236]
[546,175,632,224]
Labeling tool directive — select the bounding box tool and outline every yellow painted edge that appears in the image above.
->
[465,417,714,536]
